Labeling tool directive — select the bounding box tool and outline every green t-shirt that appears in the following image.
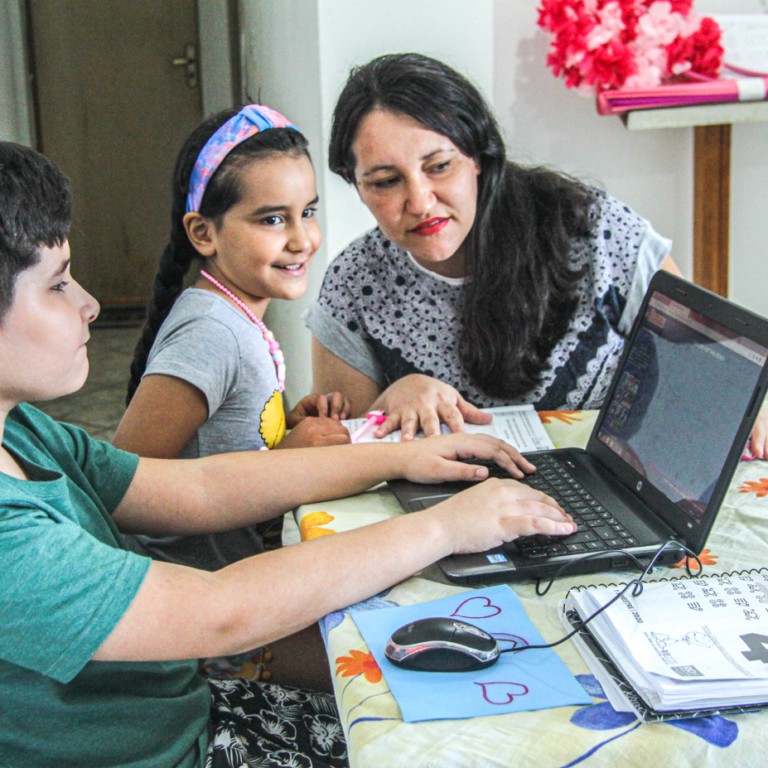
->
[0,404,210,768]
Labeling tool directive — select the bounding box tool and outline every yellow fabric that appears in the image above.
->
[259,389,286,448]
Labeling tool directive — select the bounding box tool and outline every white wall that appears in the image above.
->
[0,0,32,145]
[242,0,494,405]
[241,0,326,406]
[314,0,494,264]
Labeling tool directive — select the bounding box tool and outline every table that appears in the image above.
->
[295,411,768,768]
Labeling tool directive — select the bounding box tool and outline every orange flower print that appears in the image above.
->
[738,478,768,498]
[299,511,337,541]
[539,411,582,425]
[672,548,718,569]
[335,650,382,684]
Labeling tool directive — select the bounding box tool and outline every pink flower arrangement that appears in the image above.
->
[537,0,724,94]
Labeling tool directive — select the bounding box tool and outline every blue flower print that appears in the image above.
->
[561,675,738,767]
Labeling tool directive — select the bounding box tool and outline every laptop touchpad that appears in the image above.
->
[408,496,454,512]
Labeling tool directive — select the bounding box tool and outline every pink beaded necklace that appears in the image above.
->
[199,269,286,392]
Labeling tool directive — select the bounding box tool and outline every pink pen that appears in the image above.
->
[350,410,386,443]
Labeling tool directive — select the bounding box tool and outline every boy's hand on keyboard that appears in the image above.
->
[428,480,576,555]
[396,433,535,483]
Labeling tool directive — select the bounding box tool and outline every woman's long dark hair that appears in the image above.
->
[328,54,596,400]
[126,109,309,403]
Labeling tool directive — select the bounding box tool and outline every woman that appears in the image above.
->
[307,53,768,457]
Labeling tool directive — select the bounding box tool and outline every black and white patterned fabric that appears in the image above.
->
[206,678,348,768]
[305,192,671,411]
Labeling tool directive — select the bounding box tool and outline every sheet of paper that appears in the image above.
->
[352,585,591,722]
[343,405,554,452]
[712,15,768,73]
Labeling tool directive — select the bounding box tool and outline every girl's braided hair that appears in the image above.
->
[126,109,309,403]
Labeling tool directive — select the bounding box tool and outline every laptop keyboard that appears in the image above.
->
[490,455,640,559]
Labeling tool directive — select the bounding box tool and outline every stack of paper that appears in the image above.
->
[342,404,554,453]
[562,572,768,713]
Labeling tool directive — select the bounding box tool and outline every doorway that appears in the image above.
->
[26,0,206,308]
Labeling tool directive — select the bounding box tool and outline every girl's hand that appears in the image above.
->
[428,480,575,555]
[287,393,352,428]
[745,402,768,459]
[277,417,351,449]
[372,374,492,440]
[395,433,536,483]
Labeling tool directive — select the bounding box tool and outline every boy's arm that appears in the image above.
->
[111,434,534,536]
[96,480,573,661]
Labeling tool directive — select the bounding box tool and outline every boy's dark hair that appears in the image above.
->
[0,142,72,320]
[126,108,310,404]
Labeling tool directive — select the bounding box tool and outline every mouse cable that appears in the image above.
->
[497,540,702,655]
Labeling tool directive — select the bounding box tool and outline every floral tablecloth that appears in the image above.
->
[295,411,768,768]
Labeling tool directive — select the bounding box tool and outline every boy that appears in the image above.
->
[0,142,573,768]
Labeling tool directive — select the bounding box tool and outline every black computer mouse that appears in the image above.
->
[384,617,500,672]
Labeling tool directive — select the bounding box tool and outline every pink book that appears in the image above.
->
[597,76,768,116]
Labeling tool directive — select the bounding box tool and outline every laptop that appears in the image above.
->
[388,272,768,584]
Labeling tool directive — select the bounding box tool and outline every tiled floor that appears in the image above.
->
[36,326,143,441]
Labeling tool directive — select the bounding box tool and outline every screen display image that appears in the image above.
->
[598,292,767,525]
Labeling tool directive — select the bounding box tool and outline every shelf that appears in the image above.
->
[623,100,768,130]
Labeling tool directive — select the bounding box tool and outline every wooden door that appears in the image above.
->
[27,0,203,305]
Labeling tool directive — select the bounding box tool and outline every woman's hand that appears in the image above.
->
[746,402,768,459]
[429,480,575,555]
[372,374,492,440]
[395,432,536,483]
[277,417,351,449]
[286,393,352,429]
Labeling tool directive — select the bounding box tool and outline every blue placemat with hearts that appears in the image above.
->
[352,585,591,722]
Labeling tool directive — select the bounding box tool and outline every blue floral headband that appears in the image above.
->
[186,105,298,213]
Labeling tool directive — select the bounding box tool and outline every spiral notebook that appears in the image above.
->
[560,569,768,722]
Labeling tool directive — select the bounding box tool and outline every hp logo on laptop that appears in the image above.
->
[636,480,643,491]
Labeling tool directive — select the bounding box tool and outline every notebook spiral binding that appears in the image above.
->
[565,567,768,599]
[563,567,768,723]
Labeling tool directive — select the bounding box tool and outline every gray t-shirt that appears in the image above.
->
[135,288,286,570]
[305,192,671,411]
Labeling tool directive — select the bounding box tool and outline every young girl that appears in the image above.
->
[115,106,350,561]
[114,106,353,683]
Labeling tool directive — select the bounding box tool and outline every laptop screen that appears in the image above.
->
[597,291,767,527]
